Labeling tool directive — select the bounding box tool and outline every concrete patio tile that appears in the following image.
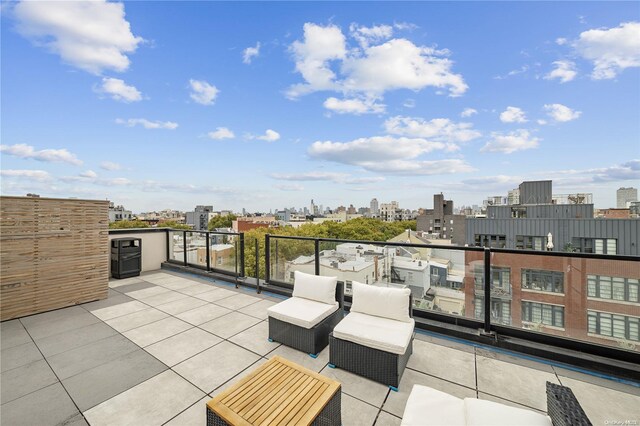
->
[144,328,222,366]
[0,359,58,404]
[126,285,172,300]
[123,316,192,347]
[213,293,261,310]
[266,345,330,373]
[154,279,198,291]
[104,307,168,333]
[407,339,476,388]
[209,358,268,396]
[198,311,261,339]
[81,293,135,312]
[194,288,237,302]
[0,382,81,426]
[22,310,102,340]
[476,355,559,411]
[175,303,232,326]
[173,341,260,393]
[376,410,402,426]
[164,396,209,426]
[156,296,208,315]
[63,349,168,412]
[238,299,277,320]
[383,368,476,418]
[136,289,188,306]
[557,376,640,426]
[83,370,204,426]
[476,346,556,373]
[65,413,89,426]
[20,305,87,327]
[341,394,380,426]
[47,334,140,380]
[113,281,158,294]
[319,364,389,408]
[0,320,32,349]
[108,276,144,287]
[35,322,119,357]
[477,392,545,413]
[413,331,476,354]
[178,283,218,296]
[1,341,43,373]
[228,321,281,356]
[88,300,149,321]
[553,365,640,396]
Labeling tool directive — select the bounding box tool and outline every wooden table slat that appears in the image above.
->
[255,375,316,426]
[225,363,286,408]
[246,371,308,423]
[267,379,323,426]
[238,369,299,417]
[283,383,329,426]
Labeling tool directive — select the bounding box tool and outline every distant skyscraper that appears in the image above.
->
[370,198,379,217]
[617,187,638,208]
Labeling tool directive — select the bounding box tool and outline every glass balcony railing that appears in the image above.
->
[167,229,244,278]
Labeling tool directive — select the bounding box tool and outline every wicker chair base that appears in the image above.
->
[206,390,341,426]
[329,333,412,388]
[546,382,592,426]
[269,308,343,355]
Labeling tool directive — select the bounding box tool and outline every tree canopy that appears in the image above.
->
[108,220,150,229]
[156,220,191,230]
[208,213,238,230]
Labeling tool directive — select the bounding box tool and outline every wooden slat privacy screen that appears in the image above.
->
[0,196,110,320]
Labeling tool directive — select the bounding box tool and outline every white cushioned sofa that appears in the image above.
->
[329,282,414,389]
[267,271,343,356]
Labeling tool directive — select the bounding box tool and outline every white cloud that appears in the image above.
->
[80,170,98,178]
[544,103,582,122]
[323,97,385,115]
[359,159,475,175]
[287,23,467,100]
[256,129,280,142]
[0,169,52,181]
[481,129,540,154]
[13,0,143,74]
[270,171,385,184]
[544,60,577,83]
[115,118,178,130]
[383,116,481,150]
[274,184,304,191]
[100,161,121,171]
[460,108,477,117]
[207,127,235,140]
[499,106,528,123]
[243,42,260,64]
[393,22,418,31]
[403,99,416,108]
[574,21,640,79]
[495,65,529,80]
[537,119,548,125]
[96,77,142,102]
[556,37,568,45]
[189,79,219,105]
[349,23,393,48]
[0,143,82,165]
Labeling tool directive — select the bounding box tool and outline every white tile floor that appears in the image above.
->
[1,270,638,426]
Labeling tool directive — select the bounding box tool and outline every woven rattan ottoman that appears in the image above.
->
[206,356,341,425]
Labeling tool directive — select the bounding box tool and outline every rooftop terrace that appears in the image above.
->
[2,271,638,425]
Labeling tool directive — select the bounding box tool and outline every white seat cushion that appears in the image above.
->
[332,312,414,355]
[267,297,338,329]
[292,271,338,305]
[351,281,412,323]
[401,385,466,426]
[464,398,552,426]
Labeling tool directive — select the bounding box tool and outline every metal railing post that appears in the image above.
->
[183,231,187,266]
[264,234,270,284]
[239,233,245,278]
[205,232,210,271]
[483,247,492,334]
[255,238,261,294]
[314,239,320,275]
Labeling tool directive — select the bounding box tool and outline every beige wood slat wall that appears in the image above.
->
[0,196,110,321]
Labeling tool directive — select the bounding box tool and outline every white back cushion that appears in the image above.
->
[464,398,552,426]
[401,385,465,426]
[292,271,338,305]
[351,281,411,323]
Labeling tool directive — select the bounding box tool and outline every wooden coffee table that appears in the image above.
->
[206,356,341,426]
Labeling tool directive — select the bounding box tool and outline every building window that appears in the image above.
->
[522,269,564,293]
[475,266,511,294]
[511,207,527,218]
[522,302,564,327]
[571,238,617,254]
[475,297,511,325]
[474,234,506,248]
[587,275,639,302]
[516,235,546,251]
[588,311,640,342]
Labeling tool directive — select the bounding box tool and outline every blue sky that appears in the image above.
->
[1,1,639,213]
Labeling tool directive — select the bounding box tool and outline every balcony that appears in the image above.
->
[2,270,639,425]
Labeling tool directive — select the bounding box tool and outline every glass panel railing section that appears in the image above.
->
[185,231,207,268]
[486,251,640,352]
[168,230,184,263]
[269,237,314,284]
[209,232,238,275]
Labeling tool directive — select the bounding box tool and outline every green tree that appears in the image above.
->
[109,220,150,229]
[156,220,191,230]
[208,214,237,230]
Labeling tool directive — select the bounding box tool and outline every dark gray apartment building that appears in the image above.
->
[466,180,640,256]
[417,193,465,245]
[185,205,213,231]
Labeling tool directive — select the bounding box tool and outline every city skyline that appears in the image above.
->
[1,1,639,212]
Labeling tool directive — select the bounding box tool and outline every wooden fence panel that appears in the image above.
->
[0,196,109,320]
